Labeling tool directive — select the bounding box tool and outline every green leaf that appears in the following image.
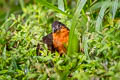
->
[2,45,6,60]
[112,0,118,19]
[83,34,90,59]
[58,0,65,11]
[27,73,38,80]
[19,0,25,10]
[36,0,71,18]
[0,70,8,74]
[68,0,87,56]
[90,1,112,11]
[64,0,68,10]
[95,2,108,32]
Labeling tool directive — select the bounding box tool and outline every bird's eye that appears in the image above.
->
[58,24,61,29]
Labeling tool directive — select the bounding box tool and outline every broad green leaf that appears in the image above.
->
[68,0,87,56]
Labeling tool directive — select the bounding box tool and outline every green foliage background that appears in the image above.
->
[0,0,120,80]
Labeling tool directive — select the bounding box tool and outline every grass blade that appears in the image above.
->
[90,1,112,11]
[83,34,89,59]
[112,0,118,19]
[68,0,87,56]
[19,0,25,10]
[58,0,65,11]
[2,45,6,60]
[64,0,68,10]
[37,0,71,18]
[95,2,108,32]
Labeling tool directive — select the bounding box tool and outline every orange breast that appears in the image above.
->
[52,27,69,54]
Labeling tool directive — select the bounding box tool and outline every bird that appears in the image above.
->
[42,21,69,55]
[52,21,69,54]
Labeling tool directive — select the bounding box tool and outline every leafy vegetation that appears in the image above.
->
[0,0,120,80]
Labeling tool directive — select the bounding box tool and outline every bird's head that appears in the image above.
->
[52,21,67,33]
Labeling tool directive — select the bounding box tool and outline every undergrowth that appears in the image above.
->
[0,0,120,80]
